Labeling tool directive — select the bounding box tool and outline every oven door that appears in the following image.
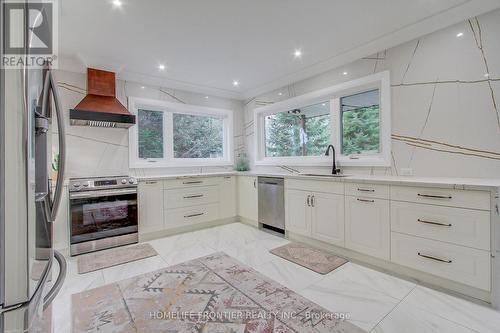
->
[69,188,138,246]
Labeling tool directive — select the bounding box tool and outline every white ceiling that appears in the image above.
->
[59,0,500,100]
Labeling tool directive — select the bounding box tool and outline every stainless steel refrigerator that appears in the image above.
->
[0,1,67,331]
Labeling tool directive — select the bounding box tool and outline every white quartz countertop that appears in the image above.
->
[136,171,500,191]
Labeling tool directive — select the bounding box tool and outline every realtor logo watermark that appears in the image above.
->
[2,0,58,68]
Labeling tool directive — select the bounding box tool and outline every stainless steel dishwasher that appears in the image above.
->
[258,177,285,234]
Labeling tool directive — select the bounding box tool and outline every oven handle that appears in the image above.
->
[70,188,137,199]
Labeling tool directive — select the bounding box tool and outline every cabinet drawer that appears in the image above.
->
[164,204,219,228]
[390,186,490,210]
[164,186,219,209]
[345,183,389,199]
[391,232,490,290]
[345,196,390,260]
[286,179,344,195]
[164,177,221,189]
[391,202,490,250]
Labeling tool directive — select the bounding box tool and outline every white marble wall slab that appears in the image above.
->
[243,9,500,178]
[53,70,244,178]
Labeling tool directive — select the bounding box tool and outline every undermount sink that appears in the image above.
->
[298,173,350,178]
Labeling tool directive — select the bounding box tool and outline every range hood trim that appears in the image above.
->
[69,109,136,122]
[69,68,136,128]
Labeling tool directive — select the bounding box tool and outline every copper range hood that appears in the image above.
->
[70,68,136,128]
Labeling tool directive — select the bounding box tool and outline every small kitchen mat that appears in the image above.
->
[77,243,158,274]
[270,242,348,274]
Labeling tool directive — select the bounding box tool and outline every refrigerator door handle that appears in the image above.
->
[43,250,67,309]
[47,71,66,222]
[35,192,52,225]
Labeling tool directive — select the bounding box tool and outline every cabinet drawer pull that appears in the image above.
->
[306,195,311,207]
[417,218,452,227]
[183,180,203,185]
[184,212,204,218]
[311,195,315,207]
[357,188,375,192]
[417,193,452,199]
[145,181,157,185]
[417,252,452,263]
[357,198,375,203]
[183,194,204,199]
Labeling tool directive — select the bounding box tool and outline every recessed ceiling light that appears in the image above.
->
[484,73,490,77]
[204,96,209,99]
[112,0,122,7]
[278,92,283,96]
[293,49,302,58]
[141,86,145,89]
[343,71,348,75]
[158,64,165,71]
[456,32,464,37]
[233,80,239,86]
[322,103,326,106]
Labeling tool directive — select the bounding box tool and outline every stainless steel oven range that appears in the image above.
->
[69,176,138,256]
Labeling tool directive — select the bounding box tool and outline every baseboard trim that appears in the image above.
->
[288,231,492,305]
[139,216,238,242]
[237,216,259,228]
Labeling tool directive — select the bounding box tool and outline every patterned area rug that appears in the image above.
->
[270,242,348,274]
[77,243,158,274]
[72,252,364,332]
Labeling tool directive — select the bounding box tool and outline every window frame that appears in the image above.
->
[128,97,234,168]
[254,71,391,167]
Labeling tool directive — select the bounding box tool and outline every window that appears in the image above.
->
[254,71,390,166]
[265,101,331,157]
[129,98,233,168]
[340,89,380,155]
[138,110,164,159]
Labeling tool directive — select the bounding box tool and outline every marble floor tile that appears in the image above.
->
[253,236,290,251]
[384,286,500,333]
[326,262,416,300]
[255,256,326,292]
[372,296,478,333]
[218,239,282,267]
[154,241,217,266]
[101,254,169,284]
[147,229,207,255]
[298,263,407,331]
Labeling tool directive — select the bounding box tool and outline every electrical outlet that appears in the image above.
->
[400,168,413,176]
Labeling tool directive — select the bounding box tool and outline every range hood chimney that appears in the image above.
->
[70,68,136,128]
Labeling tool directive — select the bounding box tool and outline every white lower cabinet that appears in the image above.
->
[311,192,345,247]
[165,204,219,229]
[237,176,258,222]
[286,188,345,247]
[345,196,390,260]
[285,189,311,236]
[139,176,237,236]
[391,232,491,290]
[138,180,164,234]
[219,176,237,219]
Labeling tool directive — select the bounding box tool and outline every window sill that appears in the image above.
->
[130,160,234,169]
[254,156,390,167]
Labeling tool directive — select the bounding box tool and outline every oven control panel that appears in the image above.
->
[69,176,137,191]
